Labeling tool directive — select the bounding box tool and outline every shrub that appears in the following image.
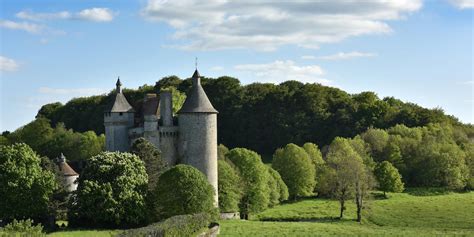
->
[0,143,56,221]
[226,148,269,219]
[118,213,211,237]
[272,143,316,199]
[0,219,44,235]
[218,160,242,213]
[153,165,216,220]
[68,152,148,228]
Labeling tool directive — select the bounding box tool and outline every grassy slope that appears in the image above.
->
[219,192,474,236]
[48,230,118,237]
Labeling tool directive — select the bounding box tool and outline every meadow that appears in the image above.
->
[46,190,474,236]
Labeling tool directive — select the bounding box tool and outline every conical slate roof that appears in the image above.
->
[105,78,135,113]
[57,153,79,176]
[178,69,218,114]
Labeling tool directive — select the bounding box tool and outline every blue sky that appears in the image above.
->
[0,0,472,132]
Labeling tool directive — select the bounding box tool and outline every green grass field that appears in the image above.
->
[219,191,474,236]
[44,191,474,236]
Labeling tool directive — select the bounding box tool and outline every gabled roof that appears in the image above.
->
[178,69,218,114]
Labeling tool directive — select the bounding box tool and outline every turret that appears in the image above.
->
[104,77,135,151]
[178,69,219,205]
[56,153,79,192]
[159,90,178,165]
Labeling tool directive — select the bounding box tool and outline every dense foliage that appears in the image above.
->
[69,152,148,227]
[361,124,472,190]
[218,159,242,213]
[272,143,316,199]
[130,138,167,190]
[0,219,44,235]
[2,118,104,163]
[118,213,212,237]
[0,143,56,222]
[267,166,289,205]
[374,161,405,197]
[153,165,216,220]
[31,76,463,157]
[226,148,270,218]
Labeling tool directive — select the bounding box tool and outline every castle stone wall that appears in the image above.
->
[178,113,218,205]
[104,112,134,151]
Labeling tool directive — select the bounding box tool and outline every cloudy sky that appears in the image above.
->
[0,0,472,131]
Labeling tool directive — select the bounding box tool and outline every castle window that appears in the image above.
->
[119,112,123,116]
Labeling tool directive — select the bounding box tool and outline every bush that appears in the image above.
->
[118,213,211,237]
[272,143,316,199]
[68,152,148,228]
[226,148,269,219]
[0,143,56,221]
[0,219,44,235]
[153,165,216,220]
[218,160,242,213]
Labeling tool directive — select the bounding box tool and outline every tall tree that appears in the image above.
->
[130,138,167,191]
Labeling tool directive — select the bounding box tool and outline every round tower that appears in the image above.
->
[178,69,219,205]
[104,77,135,151]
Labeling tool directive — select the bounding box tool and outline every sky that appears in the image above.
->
[0,0,473,132]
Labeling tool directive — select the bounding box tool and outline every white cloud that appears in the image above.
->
[318,51,377,60]
[77,8,114,22]
[448,0,474,9]
[16,11,71,21]
[16,8,115,22]
[142,0,422,51]
[38,87,108,96]
[0,56,20,72]
[0,20,43,33]
[234,60,331,85]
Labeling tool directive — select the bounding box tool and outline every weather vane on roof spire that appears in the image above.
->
[195,57,198,70]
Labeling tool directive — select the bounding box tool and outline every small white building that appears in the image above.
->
[57,153,79,192]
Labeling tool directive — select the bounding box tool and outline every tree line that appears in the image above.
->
[10,75,469,158]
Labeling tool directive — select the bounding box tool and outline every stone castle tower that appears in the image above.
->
[104,69,218,204]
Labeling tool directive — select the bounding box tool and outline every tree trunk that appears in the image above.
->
[356,197,362,222]
[339,199,345,219]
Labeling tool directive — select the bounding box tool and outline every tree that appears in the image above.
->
[160,87,186,114]
[325,137,364,219]
[360,128,389,162]
[9,118,54,153]
[218,159,242,213]
[303,142,325,193]
[0,143,56,222]
[374,161,404,198]
[354,164,375,222]
[226,148,269,219]
[130,138,167,190]
[69,152,148,227]
[153,164,216,220]
[267,167,289,203]
[272,144,316,199]
[218,144,230,160]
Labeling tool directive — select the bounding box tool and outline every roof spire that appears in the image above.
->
[195,57,198,70]
[116,77,122,93]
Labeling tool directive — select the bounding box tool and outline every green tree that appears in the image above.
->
[374,161,404,198]
[69,152,148,227]
[272,144,316,199]
[226,148,269,219]
[0,143,56,221]
[130,138,167,190]
[9,118,54,153]
[218,144,230,160]
[218,159,242,213]
[153,164,216,220]
[325,137,364,219]
[267,166,289,203]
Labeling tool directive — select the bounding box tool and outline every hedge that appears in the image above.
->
[118,213,211,237]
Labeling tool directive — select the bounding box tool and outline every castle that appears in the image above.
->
[104,69,218,203]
